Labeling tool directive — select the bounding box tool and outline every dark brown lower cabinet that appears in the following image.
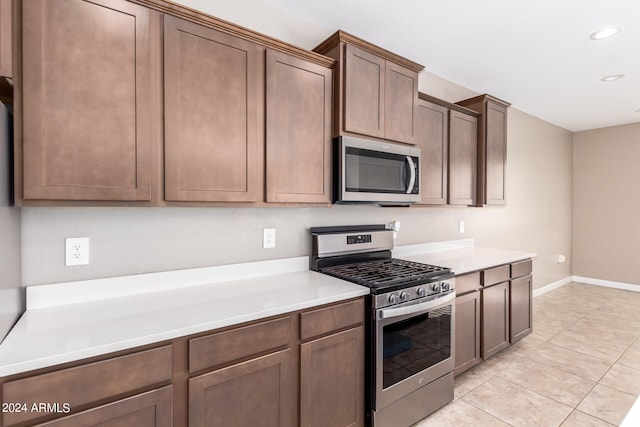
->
[189,349,292,427]
[1,346,173,426]
[481,281,510,359]
[35,386,173,427]
[454,290,481,376]
[510,275,533,343]
[0,298,365,427]
[300,327,364,427]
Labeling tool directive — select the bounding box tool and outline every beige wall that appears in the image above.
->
[19,2,575,290]
[573,122,640,287]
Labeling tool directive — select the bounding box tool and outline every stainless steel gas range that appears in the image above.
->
[310,225,455,427]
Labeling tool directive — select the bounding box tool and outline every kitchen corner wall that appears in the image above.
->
[573,122,640,288]
[20,1,574,290]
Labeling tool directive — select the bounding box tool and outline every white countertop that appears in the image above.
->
[0,257,368,377]
[394,240,536,275]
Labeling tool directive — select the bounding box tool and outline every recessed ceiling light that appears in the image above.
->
[590,27,621,40]
[601,74,625,81]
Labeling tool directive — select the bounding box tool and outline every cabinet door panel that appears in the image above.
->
[510,275,532,343]
[266,49,331,203]
[34,386,172,427]
[300,327,364,427]
[482,281,510,359]
[343,44,385,139]
[164,16,261,202]
[448,110,477,205]
[454,291,481,376]
[189,350,291,427]
[485,102,507,204]
[384,62,417,144]
[22,0,156,201]
[0,0,11,78]
[416,99,448,204]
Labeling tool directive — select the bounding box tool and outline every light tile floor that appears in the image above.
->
[415,282,640,426]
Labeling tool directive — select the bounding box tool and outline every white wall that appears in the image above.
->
[19,1,574,290]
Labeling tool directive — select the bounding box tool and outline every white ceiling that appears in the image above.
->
[177,0,640,132]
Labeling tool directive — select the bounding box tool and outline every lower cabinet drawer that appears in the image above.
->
[189,316,291,373]
[482,264,510,286]
[33,386,173,427]
[511,259,532,279]
[300,298,364,341]
[455,272,480,295]
[2,346,173,426]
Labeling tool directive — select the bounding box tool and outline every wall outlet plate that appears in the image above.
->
[66,237,90,266]
[263,228,276,249]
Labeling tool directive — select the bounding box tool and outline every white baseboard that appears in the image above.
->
[533,276,573,297]
[572,276,640,292]
[533,275,640,297]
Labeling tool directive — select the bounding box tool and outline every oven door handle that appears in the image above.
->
[377,292,455,320]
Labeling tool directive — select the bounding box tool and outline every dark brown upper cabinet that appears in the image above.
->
[415,93,479,206]
[448,110,478,205]
[265,49,332,204]
[415,96,448,204]
[0,0,11,79]
[20,0,159,202]
[15,0,334,206]
[163,15,262,203]
[314,31,423,145]
[456,94,510,206]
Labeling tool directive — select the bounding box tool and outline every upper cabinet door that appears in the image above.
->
[415,99,448,204]
[343,43,385,139]
[384,62,418,144]
[0,0,11,78]
[164,16,261,202]
[265,50,332,203]
[448,110,477,205]
[485,102,508,205]
[21,0,158,201]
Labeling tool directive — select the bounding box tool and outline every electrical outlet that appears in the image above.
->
[263,228,276,249]
[557,254,566,263]
[458,220,465,233]
[65,237,90,266]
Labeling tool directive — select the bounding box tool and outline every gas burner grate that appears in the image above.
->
[321,259,450,287]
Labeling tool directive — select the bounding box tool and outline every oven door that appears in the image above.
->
[373,292,455,410]
[338,136,420,204]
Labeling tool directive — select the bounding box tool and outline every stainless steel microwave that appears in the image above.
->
[335,136,420,204]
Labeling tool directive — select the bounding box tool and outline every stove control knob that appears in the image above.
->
[388,294,399,305]
[399,292,409,302]
[441,282,450,292]
[416,288,426,297]
[431,283,441,293]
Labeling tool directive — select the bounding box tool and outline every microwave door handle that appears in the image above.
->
[405,156,416,194]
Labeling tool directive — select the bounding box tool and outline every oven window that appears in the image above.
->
[382,306,452,389]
